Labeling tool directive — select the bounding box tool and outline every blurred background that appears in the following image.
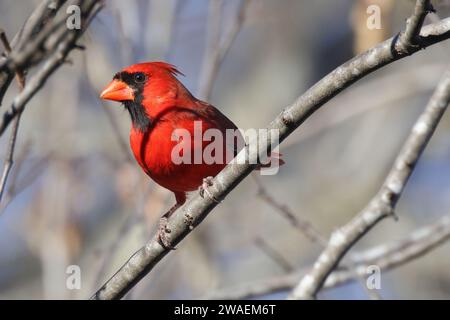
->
[0,0,450,299]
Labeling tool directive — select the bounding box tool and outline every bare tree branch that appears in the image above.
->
[0,0,66,106]
[252,174,327,246]
[0,145,51,215]
[0,0,103,137]
[254,236,295,272]
[395,0,435,54]
[197,0,250,101]
[207,214,450,299]
[0,30,26,202]
[289,66,450,299]
[92,8,450,300]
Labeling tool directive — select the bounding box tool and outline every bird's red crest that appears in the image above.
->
[122,61,184,77]
[149,62,184,77]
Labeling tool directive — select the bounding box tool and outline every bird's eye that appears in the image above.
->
[134,73,145,83]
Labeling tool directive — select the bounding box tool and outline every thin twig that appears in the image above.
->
[396,0,435,54]
[0,114,21,202]
[254,236,294,272]
[0,151,52,215]
[252,174,327,245]
[0,30,26,202]
[197,0,250,100]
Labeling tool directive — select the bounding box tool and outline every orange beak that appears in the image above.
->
[100,79,134,101]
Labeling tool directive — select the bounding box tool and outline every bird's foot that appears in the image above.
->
[199,176,220,203]
[157,217,176,250]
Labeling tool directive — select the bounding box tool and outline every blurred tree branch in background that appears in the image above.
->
[0,0,64,106]
[197,0,250,101]
[252,173,328,246]
[207,213,450,299]
[0,30,26,202]
[0,0,102,208]
[92,0,450,300]
[0,0,102,136]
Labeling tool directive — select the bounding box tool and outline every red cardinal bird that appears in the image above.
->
[100,62,283,248]
[100,62,245,248]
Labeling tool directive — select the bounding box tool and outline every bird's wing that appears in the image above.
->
[195,101,245,157]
